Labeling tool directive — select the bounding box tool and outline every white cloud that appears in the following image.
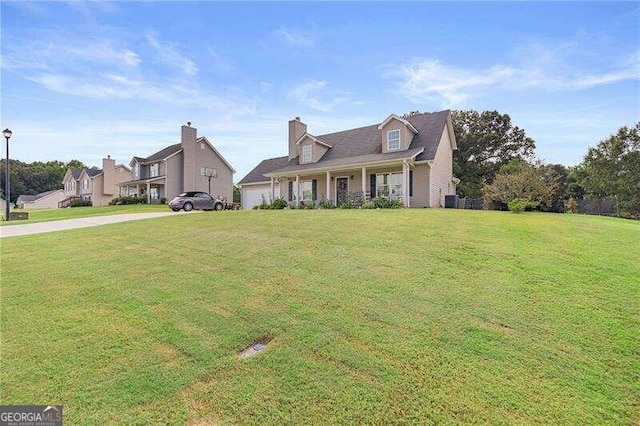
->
[146,32,198,75]
[272,27,315,48]
[1,36,140,70]
[288,79,357,112]
[388,49,640,107]
[260,82,274,93]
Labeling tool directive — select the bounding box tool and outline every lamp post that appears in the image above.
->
[3,128,12,221]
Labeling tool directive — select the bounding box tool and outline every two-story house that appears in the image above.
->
[238,110,458,209]
[61,157,131,207]
[118,123,235,203]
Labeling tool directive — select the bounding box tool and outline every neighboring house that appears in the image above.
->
[61,157,131,207]
[238,110,458,209]
[62,168,82,198]
[16,189,66,209]
[118,123,235,203]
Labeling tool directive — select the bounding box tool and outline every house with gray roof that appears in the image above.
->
[117,123,235,203]
[237,110,458,209]
[17,189,66,210]
[61,158,131,207]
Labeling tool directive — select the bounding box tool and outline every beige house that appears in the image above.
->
[238,110,458,209]
[16,189,66,209]
[118,123,235,203]
[61,157,131,207]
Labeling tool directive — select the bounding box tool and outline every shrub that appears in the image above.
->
[508,198,529,213]
[338,192,363,209]
[256,196,288,210]
[565,196,578,214]
[70,199,92,207]
[318,196,336,209]
[300,201,315,209]
[159,197,167,205]
[270,197,288,210]
[109,196,146,205]
[361,198,404,209]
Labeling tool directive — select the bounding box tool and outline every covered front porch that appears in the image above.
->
[268,160,424,208]
[117,176,167,204]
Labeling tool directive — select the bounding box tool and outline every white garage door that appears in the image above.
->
[242,184,280,209]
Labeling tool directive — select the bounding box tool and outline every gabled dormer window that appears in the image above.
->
[387,129,401,151]
[301,144,312,163]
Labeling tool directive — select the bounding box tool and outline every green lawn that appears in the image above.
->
[1,210,638,423]
[1,204,170,226]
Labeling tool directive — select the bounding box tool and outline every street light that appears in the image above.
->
[3,128,12,221]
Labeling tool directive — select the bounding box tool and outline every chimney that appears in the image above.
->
[102,156,116,195]
[181,122,198,190]
[288,117,307,161]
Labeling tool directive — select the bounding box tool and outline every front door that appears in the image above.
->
[336,177,349,205]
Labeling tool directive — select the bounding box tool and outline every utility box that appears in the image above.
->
[444,195,459,209]
[9,211,29,220]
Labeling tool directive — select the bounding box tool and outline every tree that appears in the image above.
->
[0,159,83,203]
[573,122,640,217]
[452,110,536,197]
[66,159,86,170]
[483,159,559,211]
[233,185,241,204]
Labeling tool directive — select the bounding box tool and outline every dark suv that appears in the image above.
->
[168,192,224,212]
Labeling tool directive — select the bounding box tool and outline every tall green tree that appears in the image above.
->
[573,122,640,216]
[0,159,85,203]
[452,110,536,197]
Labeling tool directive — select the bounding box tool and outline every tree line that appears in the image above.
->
[451,110,639,218]
[0,159,86,203]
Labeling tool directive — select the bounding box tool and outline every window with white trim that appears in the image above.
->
[150,163,159,177]
[83,179,89,190]
[387,129,401,151]
[301,180,313,202]
[301,144,312,163]
[376,173,403,199]
[133,163,139,179]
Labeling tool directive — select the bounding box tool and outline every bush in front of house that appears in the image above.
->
[70,199,92,207]
[363,198,404,209]
[256,196,288,210]
[270,198,288,209]
[318,196,336,209]
[109,196,147,205]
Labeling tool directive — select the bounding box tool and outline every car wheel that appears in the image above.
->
[215,202,224,211]
[183,202,193,212]
[171,208,180,212]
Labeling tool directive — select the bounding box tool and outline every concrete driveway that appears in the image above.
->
[0,212,192,238]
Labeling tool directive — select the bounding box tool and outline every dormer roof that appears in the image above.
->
[377,114,419,134]
[295,133,333,148]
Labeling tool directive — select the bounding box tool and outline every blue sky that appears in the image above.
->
[2,1,639,181]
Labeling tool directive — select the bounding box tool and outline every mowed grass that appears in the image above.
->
[1,210,638,423]
[2,204,170,226]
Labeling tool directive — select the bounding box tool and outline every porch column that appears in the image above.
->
[402,161,410,207]
[295,174,300,207]
[361,167,367,200]
[136,184,140,198]
[146,182,151,204]
[326,171,331,205]
[270,177,275,202]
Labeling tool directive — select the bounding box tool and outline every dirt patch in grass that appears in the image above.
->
[237,336,274,359]
[469,315,516,334]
